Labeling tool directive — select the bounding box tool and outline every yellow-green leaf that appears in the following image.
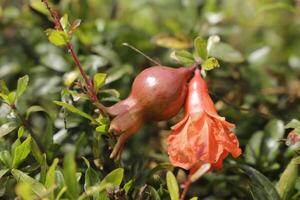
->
[166,171,179,200]
[194,36,207,60]
[202,57,220,71]
[46,29,69,47]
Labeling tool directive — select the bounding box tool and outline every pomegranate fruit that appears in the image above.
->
[107,66,195,159]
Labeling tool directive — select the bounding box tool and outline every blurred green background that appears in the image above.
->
[1,0,300,199]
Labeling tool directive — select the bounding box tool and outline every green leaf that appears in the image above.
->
[15,182,35,200]
[99,168,124,188]
[148,185,161,200]
[124,179,133,195]
[11,169,47,197]
[0,122,18,138]
[30,138,44,165]
[245,131,264,164]
[166,171,179,200]
[93,73,107,92]
[0,150,12,168]
[202,57,220,71]
[257,2,295,14]
[29,0,50,15]
[190,197,198,200]
[63,152,81,199]
[53,101,96,123]
[276,157,300,200]
[171,50,195,66]
[208,42,244,63]
[46,29,69,47]
[194,36,207,60]
[15,75,29,101]
[25,105,47,119]
[60,14,69,31]
[0,169,8,180]
[12,135,32,168]
[240,165,281,200]
[286,119,300,130]
[0,80,9,94]
[82,157,99,190]
[45,158,59,200]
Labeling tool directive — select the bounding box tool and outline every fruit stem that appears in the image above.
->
[41,0,108,117]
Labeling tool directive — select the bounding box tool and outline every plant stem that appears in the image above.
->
[180,176,192,200]
[41,0,108,117]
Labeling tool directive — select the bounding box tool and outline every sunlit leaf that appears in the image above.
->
[12,135,31,168]
[166,171,179,200]
[46,29,69,47]
[0,169,8,180]
[202,57,220,71]
[93,73,107,92]
[60,14,69,31]
[15,75,29,101]
[0,80,9,94]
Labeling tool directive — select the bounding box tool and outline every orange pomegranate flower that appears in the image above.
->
[167,69,242,171]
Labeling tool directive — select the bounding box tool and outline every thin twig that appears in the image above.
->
[122,43,161,66]
[41,0,108,117]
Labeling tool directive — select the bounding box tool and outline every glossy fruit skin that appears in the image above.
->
[107,66,195,159]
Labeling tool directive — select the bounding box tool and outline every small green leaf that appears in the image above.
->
[190,197,198,200]
[60,14,69,31]
[171,50,195,66]
[202,57,220,71]
[0,151,12,168]
[209,42,244,63]
[63,152,81,199]
[29,0,50,15]
[82,157,99,190]
[124,180,133,195]
[166,171,179,200]
[7,92,16,104]
[45,158,59,200]
[12,135,32,168]
[46,29,69,47]
[194,36,207,60]
[0,122,18,138]
[93,73,107,92]
[276,156,300,200]
[30,138,44,165]
[26,105,47,119]
[148,185,161,200]
[240,165,281,200]
[286,119,300,134]
[15,75,29,101]
[12,169,47,197]
[0,169,8,180]
[99,168,124,188]
[0,80,9,94]
[53,101,96,123]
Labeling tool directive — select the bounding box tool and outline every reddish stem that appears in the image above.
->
[41,0,108,117]
[180,176,192,200]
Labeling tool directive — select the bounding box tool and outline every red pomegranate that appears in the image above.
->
[107,66,195,159]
